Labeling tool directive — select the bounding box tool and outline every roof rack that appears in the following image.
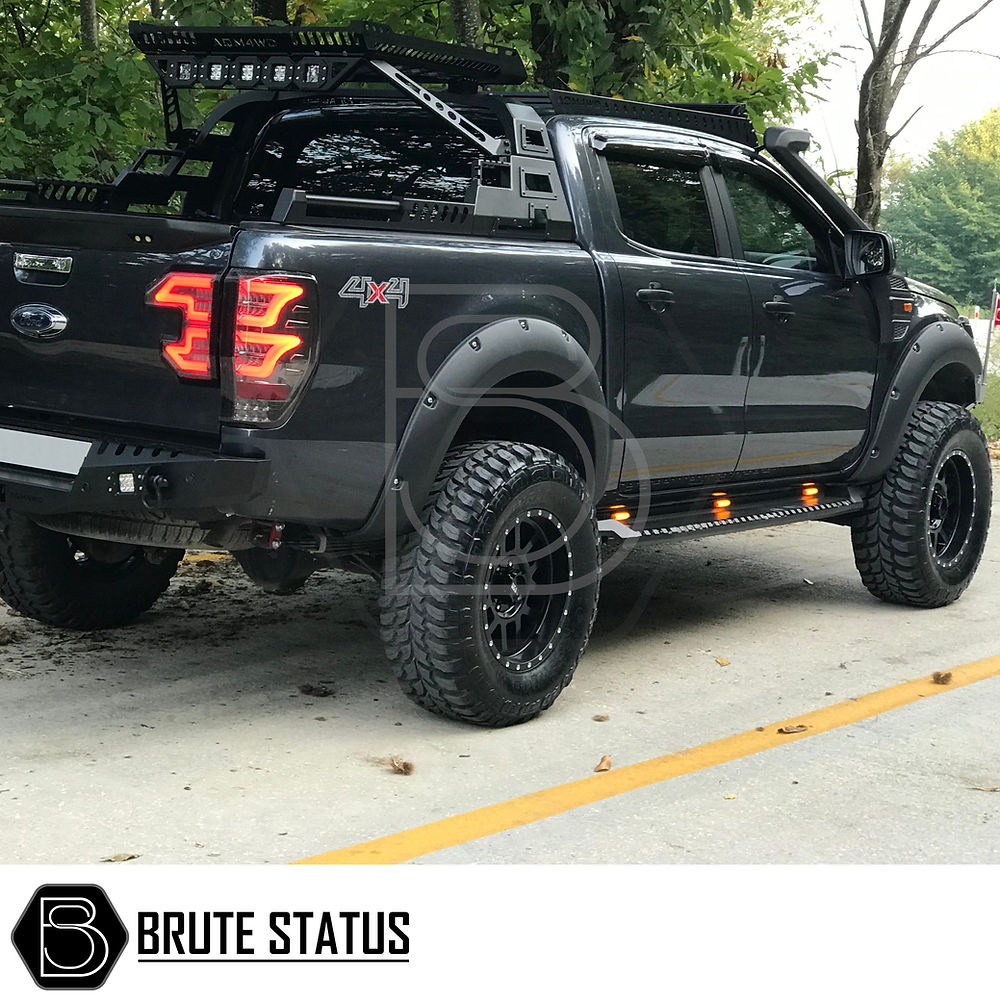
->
[514,91,758,148]
[129,20,525,89]
[129,19,520,156]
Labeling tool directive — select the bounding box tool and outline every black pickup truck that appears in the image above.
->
[0,23,990,726]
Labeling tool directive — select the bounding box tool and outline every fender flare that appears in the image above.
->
[355,316,611,542]
[849,319,982,484]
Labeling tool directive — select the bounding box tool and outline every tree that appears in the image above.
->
[881,107,1000,305]
[854,0,997,227]
[80,0,99,48]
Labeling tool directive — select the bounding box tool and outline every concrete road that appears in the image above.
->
[1,499,998,864]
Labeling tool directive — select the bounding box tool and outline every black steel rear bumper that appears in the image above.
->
[0,429,270,519]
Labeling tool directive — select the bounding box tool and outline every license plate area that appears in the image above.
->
[0,427,92,476]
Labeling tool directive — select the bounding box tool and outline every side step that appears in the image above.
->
[599,496,863,541]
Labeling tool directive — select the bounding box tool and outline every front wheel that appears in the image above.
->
[0,508,182,629]
[852,400,991,607]
[380,441,600,727]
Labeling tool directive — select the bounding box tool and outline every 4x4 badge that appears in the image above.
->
[339,275,410,309]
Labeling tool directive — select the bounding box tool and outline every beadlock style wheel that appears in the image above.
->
[852,401,991,608]
[380,441,600,727]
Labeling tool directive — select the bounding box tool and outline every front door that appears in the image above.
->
[715,157,880,475]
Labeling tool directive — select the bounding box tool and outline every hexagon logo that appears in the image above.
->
[11,884,128,990]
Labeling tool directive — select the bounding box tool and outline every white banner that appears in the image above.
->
[1,865,998,999]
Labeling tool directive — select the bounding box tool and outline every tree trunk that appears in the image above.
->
[451,0,481,46]
[529,3,568,90]
[853,0,908,227]
[150,0,162,19]
[79,0,98,49]
[252,0,289,22]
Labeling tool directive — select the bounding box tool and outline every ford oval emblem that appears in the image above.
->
[10,303,68,340]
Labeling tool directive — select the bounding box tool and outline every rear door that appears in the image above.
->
[592,136,753,485]
[712,156,880,475]
[0,209,233,441]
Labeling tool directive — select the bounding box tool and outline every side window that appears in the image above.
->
[723,163,832,273]
[605,156,717,257]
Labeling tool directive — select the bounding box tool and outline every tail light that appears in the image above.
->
[149,272,215,380]
[226,273,318,425]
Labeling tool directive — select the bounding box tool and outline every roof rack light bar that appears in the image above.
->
[129,20,526,89]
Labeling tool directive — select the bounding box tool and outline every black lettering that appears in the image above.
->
[138,913,159,955]
[164,912,185,955]
[340,912,359,954]
[236,913,254,955]
[362,912,384,955]
[292,912,312,954]
[215,912,233,954]
[315,912,337,955]
[269,913,290,955]
[388,912,409,955]
[188,912,210,956]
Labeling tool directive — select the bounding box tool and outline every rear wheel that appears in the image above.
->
[852,401,991,607]
[380,441,600,727]
[0,508,181,629]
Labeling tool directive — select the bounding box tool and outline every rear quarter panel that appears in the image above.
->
[223,226,603,526]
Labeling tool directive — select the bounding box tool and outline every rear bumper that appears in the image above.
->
[0,427,270,519]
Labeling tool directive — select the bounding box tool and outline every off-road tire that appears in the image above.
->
[0,507,182,629]
[852,401,991,608]
[380,441,600,727]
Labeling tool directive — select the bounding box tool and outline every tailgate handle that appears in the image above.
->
[13,253,73,275]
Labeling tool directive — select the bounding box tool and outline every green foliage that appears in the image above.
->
[0,2,250,180]
[881,108,1000,307]
[975,374,1000,441]
[0,0,828,182]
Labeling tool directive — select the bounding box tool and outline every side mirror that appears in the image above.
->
[844,230,896,278]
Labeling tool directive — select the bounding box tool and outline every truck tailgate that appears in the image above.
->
[0,210,234,440]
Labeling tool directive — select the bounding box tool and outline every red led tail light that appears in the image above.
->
[149,272,215,380]
[234,277,305,381]
[226,274,317,426]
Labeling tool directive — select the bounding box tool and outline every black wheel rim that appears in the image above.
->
[927,450,976,567]
[480,508,572,673]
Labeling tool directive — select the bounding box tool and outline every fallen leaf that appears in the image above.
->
[594,755,612,772]
[592,714,610,722]
[932,671,952,685]
[777,724,808,734]
[299,683,335,697]
[723,793,736,800]
[101,853,139,863]
[389,756,414,775]
[314,716,326,722]
[715,656,730,666]
[970,785,999,793]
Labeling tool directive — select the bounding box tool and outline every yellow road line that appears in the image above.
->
[293,655,1000,865]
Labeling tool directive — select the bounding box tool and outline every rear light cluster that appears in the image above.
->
[150,273,215,379]
[149,271,318,426]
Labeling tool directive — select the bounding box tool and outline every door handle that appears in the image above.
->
[762,298,795,321]
[636,284,675,312]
